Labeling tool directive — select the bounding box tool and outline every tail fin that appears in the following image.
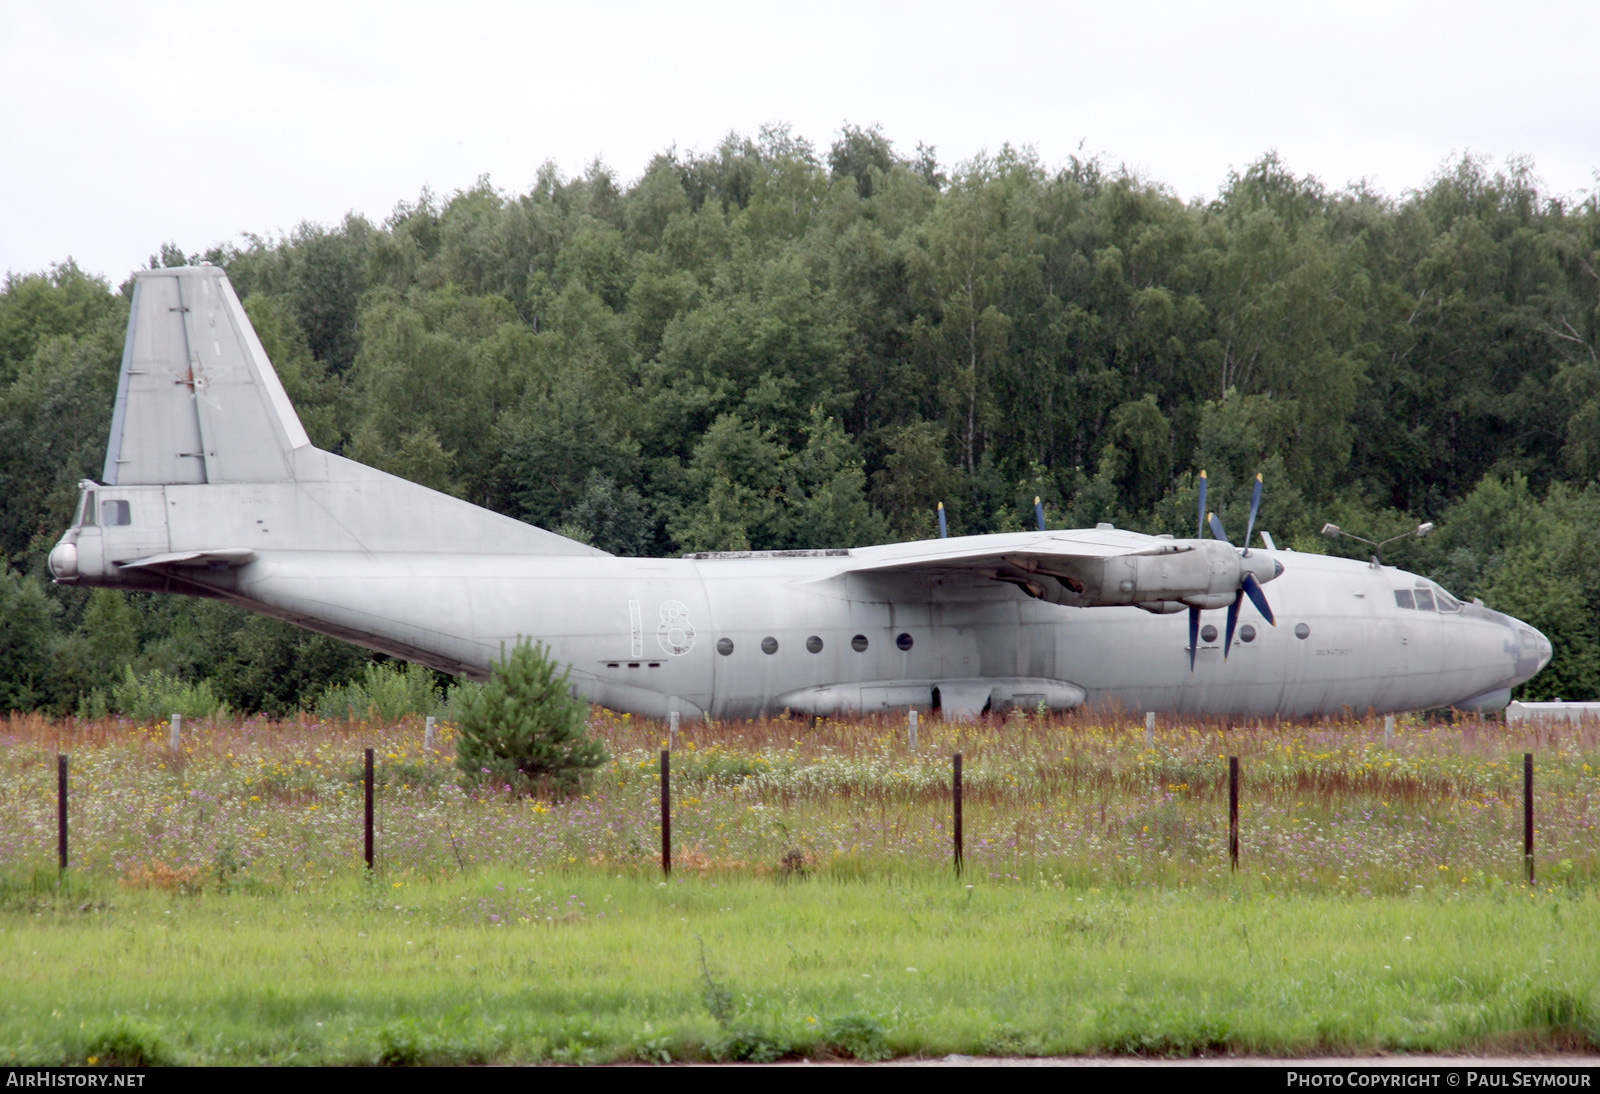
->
[104,266,309,485]
[84,264,605,561]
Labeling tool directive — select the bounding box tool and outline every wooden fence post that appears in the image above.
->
[1524,752,1534,885]
[364,747,375,872]
[57,754,68,873]
[953,753,964,877]
[1228,756,1240,871]
[660,750,672,877]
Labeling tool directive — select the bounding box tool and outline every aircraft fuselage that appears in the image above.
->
[54,480,1547,719]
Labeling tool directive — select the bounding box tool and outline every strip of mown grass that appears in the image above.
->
[2,869,1597,1064]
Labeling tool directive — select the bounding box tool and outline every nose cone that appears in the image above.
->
[1451,609,1552,712]
[1532,625,1553,675]
[1497,612,1553,689]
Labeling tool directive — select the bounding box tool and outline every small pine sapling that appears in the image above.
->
[453,639,608,796]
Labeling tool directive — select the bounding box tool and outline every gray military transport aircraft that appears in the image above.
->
[47,266,1551,720]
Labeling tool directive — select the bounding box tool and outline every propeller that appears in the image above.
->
[1192,472,1277,670]
[1188,603,1201,673]
[1245,473,1262,554]
[1189,471,1208,671]
[937,501,947,539]
[1034,496,1046,532]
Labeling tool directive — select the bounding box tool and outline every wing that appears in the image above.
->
[837,528,1273,612]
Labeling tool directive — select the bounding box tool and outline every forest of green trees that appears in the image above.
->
[3,125,1598,714]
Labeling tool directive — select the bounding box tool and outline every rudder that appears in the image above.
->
[104,266,309,486]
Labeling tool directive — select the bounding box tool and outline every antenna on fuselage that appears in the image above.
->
[1320,521,1435,567]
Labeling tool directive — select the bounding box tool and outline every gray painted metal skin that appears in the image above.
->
[48,267,1553,720]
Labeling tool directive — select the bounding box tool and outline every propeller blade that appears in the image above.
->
[1188,605,1200,673]
[1244,473,1262,555]
[1208,511,1229,544]
[1197,470,1208,539]
[1034,496,1046,532]
[1224,592,1241,660]
[1242,572,1276,626]
[937,501,947,539]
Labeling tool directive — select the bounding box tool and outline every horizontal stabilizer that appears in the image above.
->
[117,548,258,570]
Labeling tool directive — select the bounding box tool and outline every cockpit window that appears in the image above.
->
[78,491,96,527]
[1395,583,1462,612]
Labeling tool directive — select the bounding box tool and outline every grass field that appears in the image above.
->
[1,710,1598,1063]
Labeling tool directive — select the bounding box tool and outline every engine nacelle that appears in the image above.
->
[1060,539,1280,608]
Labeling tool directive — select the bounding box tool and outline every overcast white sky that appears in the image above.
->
[4,0,1596,283]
